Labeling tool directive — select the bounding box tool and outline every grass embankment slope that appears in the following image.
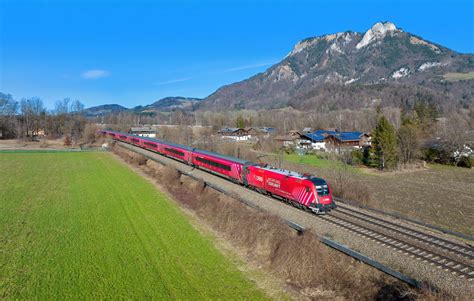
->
[0,152,266,299]
[284,154,474,237]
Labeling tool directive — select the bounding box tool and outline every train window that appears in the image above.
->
[164,147,184,157]
[119,135,127,139]
[310,177,330,196]
[196,157,231,171]
[144,142,157,148]
[108,133,116,137]
[131,138,139,143]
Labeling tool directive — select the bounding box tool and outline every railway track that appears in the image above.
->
[115,142,474,282]
[323,211,474,280]
[334,204,474,261]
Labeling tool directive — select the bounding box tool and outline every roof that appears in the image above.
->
[303,130,367,142]
[139,135,194,151]
[130,126,155,132]
[288,130,303,136]
[256,165,308,180]
[193,148,250,165]
[217,127,261,136]
[337,131,366,141]
[217,127,242,134]
[258,127,276,133]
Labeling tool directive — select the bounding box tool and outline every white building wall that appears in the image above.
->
[221,135,252,141]
[137,133,156,138]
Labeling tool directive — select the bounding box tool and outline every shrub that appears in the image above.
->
[351,149,364,166]
[422,147,453,165]
[81,123,99,145]
[64,135,72,147]
[456,156,472,168]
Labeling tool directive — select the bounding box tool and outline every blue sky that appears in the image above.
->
[1,0,473,109]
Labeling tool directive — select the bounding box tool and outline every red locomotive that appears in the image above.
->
[101,130,335,214]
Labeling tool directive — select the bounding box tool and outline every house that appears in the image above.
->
[304,130,371,152]
[26,129,46,138]
[129,126,156,138]
[274,131,300,147]
[257,127,276,138]
[274,130,313,149]
[217,127,254,141]
[244,127,259,137]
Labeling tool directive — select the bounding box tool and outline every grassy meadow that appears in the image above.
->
[284,153,361,173]
[0,152,267,299]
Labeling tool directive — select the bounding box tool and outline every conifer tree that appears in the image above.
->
[372,116,397,170]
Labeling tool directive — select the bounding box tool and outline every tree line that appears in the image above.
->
[367,103,472,169]
[1,91,471,168]
[0,93,86,141]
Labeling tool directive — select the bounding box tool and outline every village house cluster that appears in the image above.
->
[216,127,371,153]
[128,125,371,153]
[274,129,371,152]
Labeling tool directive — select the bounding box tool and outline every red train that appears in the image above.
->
[101,130,336,214]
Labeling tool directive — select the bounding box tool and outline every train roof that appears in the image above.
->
[255,165,309,180]
[106,130,247,163]
[104,130,194,151]
[140,135,194,152]
[193,148,250,165]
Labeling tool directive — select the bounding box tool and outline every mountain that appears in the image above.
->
[83,104,128,117]
[137,97,202,113]
[200,22,474,111]
[83,97,202,116]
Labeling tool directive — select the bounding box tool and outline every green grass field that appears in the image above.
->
[0,152,267,299]
[284,154,361,174]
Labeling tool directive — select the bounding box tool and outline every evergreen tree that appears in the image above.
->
[372,116,398,170]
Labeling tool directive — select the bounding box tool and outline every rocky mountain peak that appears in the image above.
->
[356,21,400,49]
[199,22,473,111]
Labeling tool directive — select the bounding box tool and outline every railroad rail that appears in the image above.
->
[334,204,474,261]
[321,214,473,280]
[114,141,474,282]
[334,197,474,242]
[285,221,422,288]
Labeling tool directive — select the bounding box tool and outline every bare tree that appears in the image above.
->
[397,123,419,166]
[20,97,46,139]
[0,92,18,139]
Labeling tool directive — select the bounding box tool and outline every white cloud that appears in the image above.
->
[224,61,276,72]
[81,69,111,79]
[155,77,192,85]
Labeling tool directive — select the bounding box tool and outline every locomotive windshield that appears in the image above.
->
[310,177,330,196]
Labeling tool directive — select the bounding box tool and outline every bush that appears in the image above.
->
[350,150,364,166]
[457,156,472,168]
[81,123,99,145]
[362,146,378,168]
[64,136,72,147]
[421,147,461,166]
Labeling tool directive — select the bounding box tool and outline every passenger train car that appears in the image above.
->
[101,130,336,213]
